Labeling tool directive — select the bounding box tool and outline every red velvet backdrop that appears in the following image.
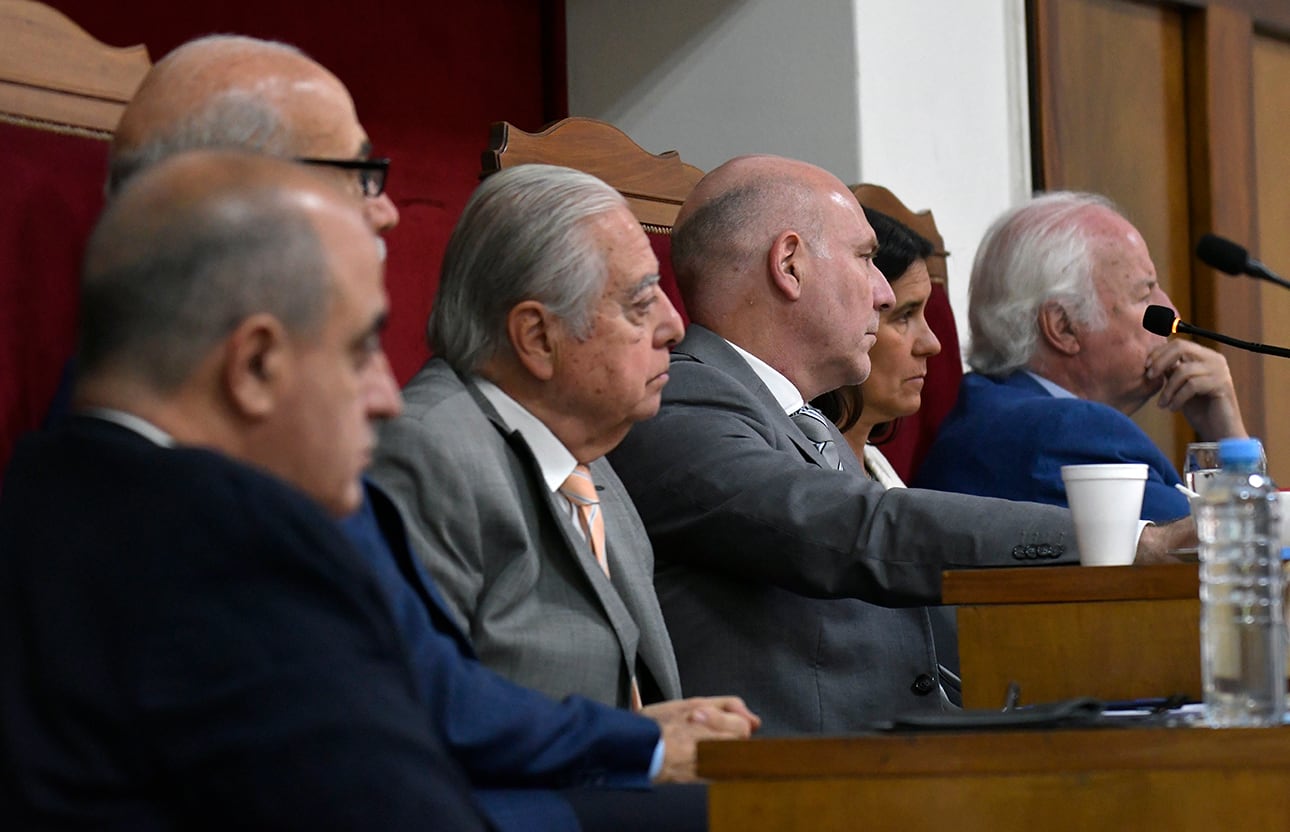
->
[1,1,565,483]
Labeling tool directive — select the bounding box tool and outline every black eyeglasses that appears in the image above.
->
[296,156,391,198]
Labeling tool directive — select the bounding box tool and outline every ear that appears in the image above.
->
[222,313,292,418]
[768,230,805,301]
[1037,301,1081,356]
[506,300,558,382]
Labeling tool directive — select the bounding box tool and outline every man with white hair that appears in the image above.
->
[916,191,1246,521]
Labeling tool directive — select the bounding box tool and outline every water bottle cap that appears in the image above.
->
[1218,437,1264,466]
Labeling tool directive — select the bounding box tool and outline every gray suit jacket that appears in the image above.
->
[608,325,1078,734]
[370,359,681,709]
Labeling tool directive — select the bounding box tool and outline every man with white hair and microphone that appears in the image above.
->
[916,191,1247,521]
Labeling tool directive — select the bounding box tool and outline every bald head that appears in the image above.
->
[81,150,368,391]
[672,154,891,399]
[671,155,848,315]
[109,36,372,200]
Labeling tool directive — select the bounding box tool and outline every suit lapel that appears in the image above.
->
[676,325,863,474]
[593,459,681,701]
[536,469,643,654]
[464,377,645,695]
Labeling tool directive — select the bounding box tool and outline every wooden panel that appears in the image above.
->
[942,563,1198,605]
[1253,33,1290,480]
[708,769,1290,831]
[1031,0,1193,465]
[701,727,1290,831]
[1184,4,1265,442]
[956,598,1200,707]
[945,564,1201,708]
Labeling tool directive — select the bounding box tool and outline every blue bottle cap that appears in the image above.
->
[1218,437,1264,466]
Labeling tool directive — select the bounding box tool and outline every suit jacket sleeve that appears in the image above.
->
[914,374,1190,523]
[344,482,660,792]
[610,350,1079,606]
[126,462,487,828]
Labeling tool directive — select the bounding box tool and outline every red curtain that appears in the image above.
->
[1,1,566,483]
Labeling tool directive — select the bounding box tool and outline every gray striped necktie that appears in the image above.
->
[791,404,843,471]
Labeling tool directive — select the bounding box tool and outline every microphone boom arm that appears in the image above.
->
[1142,304,1290,359]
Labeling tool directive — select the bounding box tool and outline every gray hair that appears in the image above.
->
[429,164,627,372]
[79,159,330,391]
[967,191,1116,376]
[106,36,308,197]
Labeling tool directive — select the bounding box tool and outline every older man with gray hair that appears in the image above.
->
[372,164,749,717]
[915,191,1246,521]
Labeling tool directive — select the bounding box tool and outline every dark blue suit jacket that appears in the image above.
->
[914,372,1190,522]
[341,485,660,832]
[0,417,488,830]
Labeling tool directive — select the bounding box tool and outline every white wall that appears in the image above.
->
[566,0,1034,362]
[565,0,862,181]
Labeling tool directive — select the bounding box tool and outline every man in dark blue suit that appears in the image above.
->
[916,191,1247,521]
[0,151,490,829]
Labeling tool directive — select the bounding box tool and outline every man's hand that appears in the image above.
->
[640,696,761,783]
[1135,516,1197,565]
[1146,339,1247,440]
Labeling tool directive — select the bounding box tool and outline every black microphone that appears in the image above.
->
[1143,304,1290,359]
[1196,233,1290,290]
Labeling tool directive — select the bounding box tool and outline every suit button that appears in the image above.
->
[911,673,936,695]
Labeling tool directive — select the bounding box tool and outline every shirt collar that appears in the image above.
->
[1024,370,1077,400]
[80,407,176,447]
[725,340,805,415]
[472,376,578,494]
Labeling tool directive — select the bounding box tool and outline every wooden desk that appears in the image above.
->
[699,724,1290,831]
[942,563,1200,708]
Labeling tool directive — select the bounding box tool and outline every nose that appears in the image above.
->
[364,193,400,234]
[654,289,686,349]
[871,265,895,312]
[917,318,942,358]
[365,351,404,420]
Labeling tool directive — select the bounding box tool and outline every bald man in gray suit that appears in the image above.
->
[607,154,1195,734]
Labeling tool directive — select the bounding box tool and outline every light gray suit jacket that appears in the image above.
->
[370,359,682,709]
[608,325,1078,734]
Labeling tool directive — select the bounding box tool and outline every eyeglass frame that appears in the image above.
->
[295,156,391,198]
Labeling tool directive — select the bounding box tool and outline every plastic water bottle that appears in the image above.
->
[1197,437,1284,727]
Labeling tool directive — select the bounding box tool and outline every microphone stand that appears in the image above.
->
[1173,320,1290,359]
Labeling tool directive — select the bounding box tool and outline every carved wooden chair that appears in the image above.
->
[482,117,703,323]
[0,0,151,480]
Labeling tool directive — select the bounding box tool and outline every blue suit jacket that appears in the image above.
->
[341,485,659,832]
[914,372,1190,522]
[0,417,488,830]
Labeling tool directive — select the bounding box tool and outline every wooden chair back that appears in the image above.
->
[483,117,704,321]
[0,1,151,483]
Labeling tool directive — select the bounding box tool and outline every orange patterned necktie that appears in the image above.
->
[558,464,643,710]
[560,464,608,575]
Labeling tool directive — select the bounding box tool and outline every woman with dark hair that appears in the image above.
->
[814,206,941,486]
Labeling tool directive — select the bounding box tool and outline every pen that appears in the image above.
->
[1176,483,1200,499]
